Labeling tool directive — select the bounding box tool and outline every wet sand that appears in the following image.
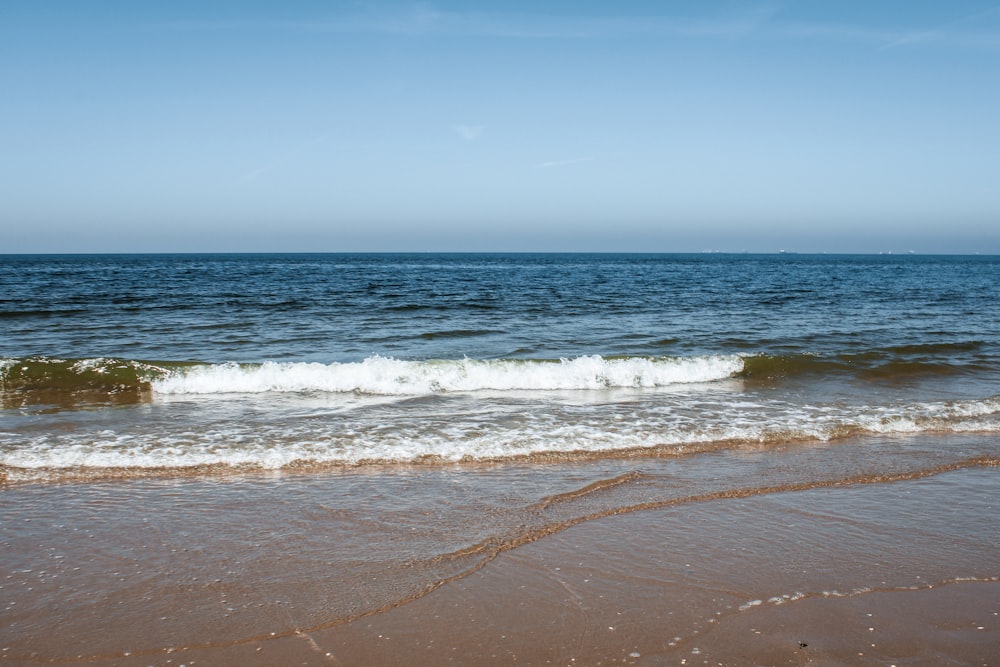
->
[308,472,999,667]
[2,436,998,666]
[221,576,999,666]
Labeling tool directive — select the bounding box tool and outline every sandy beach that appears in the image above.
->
[3,435,998,666]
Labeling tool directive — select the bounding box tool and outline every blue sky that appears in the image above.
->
[2,1,999,253]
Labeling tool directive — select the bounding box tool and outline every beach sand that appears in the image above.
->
[306,477,999,667]
[2,439,998,666]
[209,569,999,667]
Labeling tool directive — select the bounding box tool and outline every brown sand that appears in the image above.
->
[2,442,998,666]
[183,579,997,667]
[204,468,999,667]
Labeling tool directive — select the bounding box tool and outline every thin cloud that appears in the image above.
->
[154,3,1000,51]
[877,6,1000,51]
[314,5,784,39]
[532,157,594,169]
[238,133,330,183]
[454,125,485,141]
[771,20,898,44]
[155,3,787,40]
[240,167,268,183]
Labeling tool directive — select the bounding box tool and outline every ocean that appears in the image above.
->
[2,253,999,664]
[2,253,998,477]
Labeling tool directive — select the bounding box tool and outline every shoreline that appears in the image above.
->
[2,439,998,666]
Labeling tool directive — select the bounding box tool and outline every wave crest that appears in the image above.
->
[152,355,744,396]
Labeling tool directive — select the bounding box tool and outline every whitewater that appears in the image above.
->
[149,354,745,395]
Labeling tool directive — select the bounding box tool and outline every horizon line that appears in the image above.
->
[2,250,997,257]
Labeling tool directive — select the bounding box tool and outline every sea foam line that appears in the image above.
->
[3,397,999,473]
[151,355,744,396]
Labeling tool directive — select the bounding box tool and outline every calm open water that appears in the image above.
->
[1,253,999,479]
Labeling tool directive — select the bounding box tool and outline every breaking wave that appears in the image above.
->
[152,355,743,395]
[1,354,744,401]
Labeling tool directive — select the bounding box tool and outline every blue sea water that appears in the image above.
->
[1,253,998,480]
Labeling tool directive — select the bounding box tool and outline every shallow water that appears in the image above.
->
[1,434,997,663]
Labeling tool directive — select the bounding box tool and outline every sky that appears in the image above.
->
[2,1,999,253]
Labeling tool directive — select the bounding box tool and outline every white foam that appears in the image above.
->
[4,388,999,475]
[151,355,745,396]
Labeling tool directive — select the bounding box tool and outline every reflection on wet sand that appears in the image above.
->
[2,434,998,665]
